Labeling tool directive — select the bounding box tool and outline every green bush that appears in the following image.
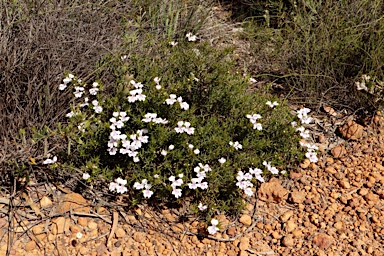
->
[48,39,305,219]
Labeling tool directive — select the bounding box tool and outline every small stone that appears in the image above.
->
[271,231,280,239]
[133,232,146,243]
[289,172,302,179]
[339,179,351,189]
[359,188,369,196]
[70,225,80,234]
[135,208,142,216]
[282,235,294,247]
[331,145,346,158]
[77,217,88,227]
[292,230,303,238]
[325,166,337,174]
[285,220,296,233]
[338,120,364,140]
[52,217,70,234]
[25,240,36,251]
[32,224,45,235]
[313,234,333,250]
[334,222,343,230]
[115,227,126,238]
[87,221,98,230]
[57,193,90,214]
[227,227,236,236]
[40,196,53,208]
[239,215,252,226]
[300,159,311,169]
[258,177,288,203]
[239,237,250,250]
[289,191,306,204]
[239,251,248,256]
[280,210,293,222]
[171,223,184,233]
[365,192,379,203]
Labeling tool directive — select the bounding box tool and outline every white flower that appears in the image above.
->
[194,149,200,155]
[291,121,297,127]
[59,84,67,90]
[161,150,168,156]
[207,219,219,235]
[179,101,189,110]
[94,105,103,113]
[266,101,279,108]
[244,187,254,196]
[82,173,90,180]
[66,111,74,118]
[198,203,207,211]
[297,108,311,119]
[74,86,85,98]
[115,178,127,186]
[165,94,177,105]
[253,123,263,130]
[156,85,162,90]
[130,80,143,89]
[218,158,226,164]
[43,156,57,165]
[92,82,99,87]
[249,77,257,84]
[305,151,318,163]
[89,87,99,95]
[229,141,242,150]
[169,145,175,150]
[154,174,159,178]
[186,32,197,42]
[246,114,262,124]
[188,144,194,149]
[169,41,178,47]
[143,187,153,198]
[154,77,161,84]
[172,188,182,198]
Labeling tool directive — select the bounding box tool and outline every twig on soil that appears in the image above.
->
[106,211,118,247]
[0,207,38,220]
[81,232,109,245]
[246,249,275,255]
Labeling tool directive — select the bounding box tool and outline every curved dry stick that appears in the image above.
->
[106,211,118,247]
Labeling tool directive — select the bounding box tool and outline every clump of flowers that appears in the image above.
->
[188,164,211,190]
[169,174,184,198]
[165,94,190,110]
[109,178,128,194]
[293,107,319,163]
[174,121,195,135]
[133,179,154,198]
[128,80,146,102]
[246,113,262,130]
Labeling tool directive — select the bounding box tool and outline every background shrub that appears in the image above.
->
[231,0,384,112]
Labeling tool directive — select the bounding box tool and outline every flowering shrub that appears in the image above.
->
[43,39,312,229]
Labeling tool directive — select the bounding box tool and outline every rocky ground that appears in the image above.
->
[0,110,384,256]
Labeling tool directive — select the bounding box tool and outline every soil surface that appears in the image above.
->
[1,112,384,256]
